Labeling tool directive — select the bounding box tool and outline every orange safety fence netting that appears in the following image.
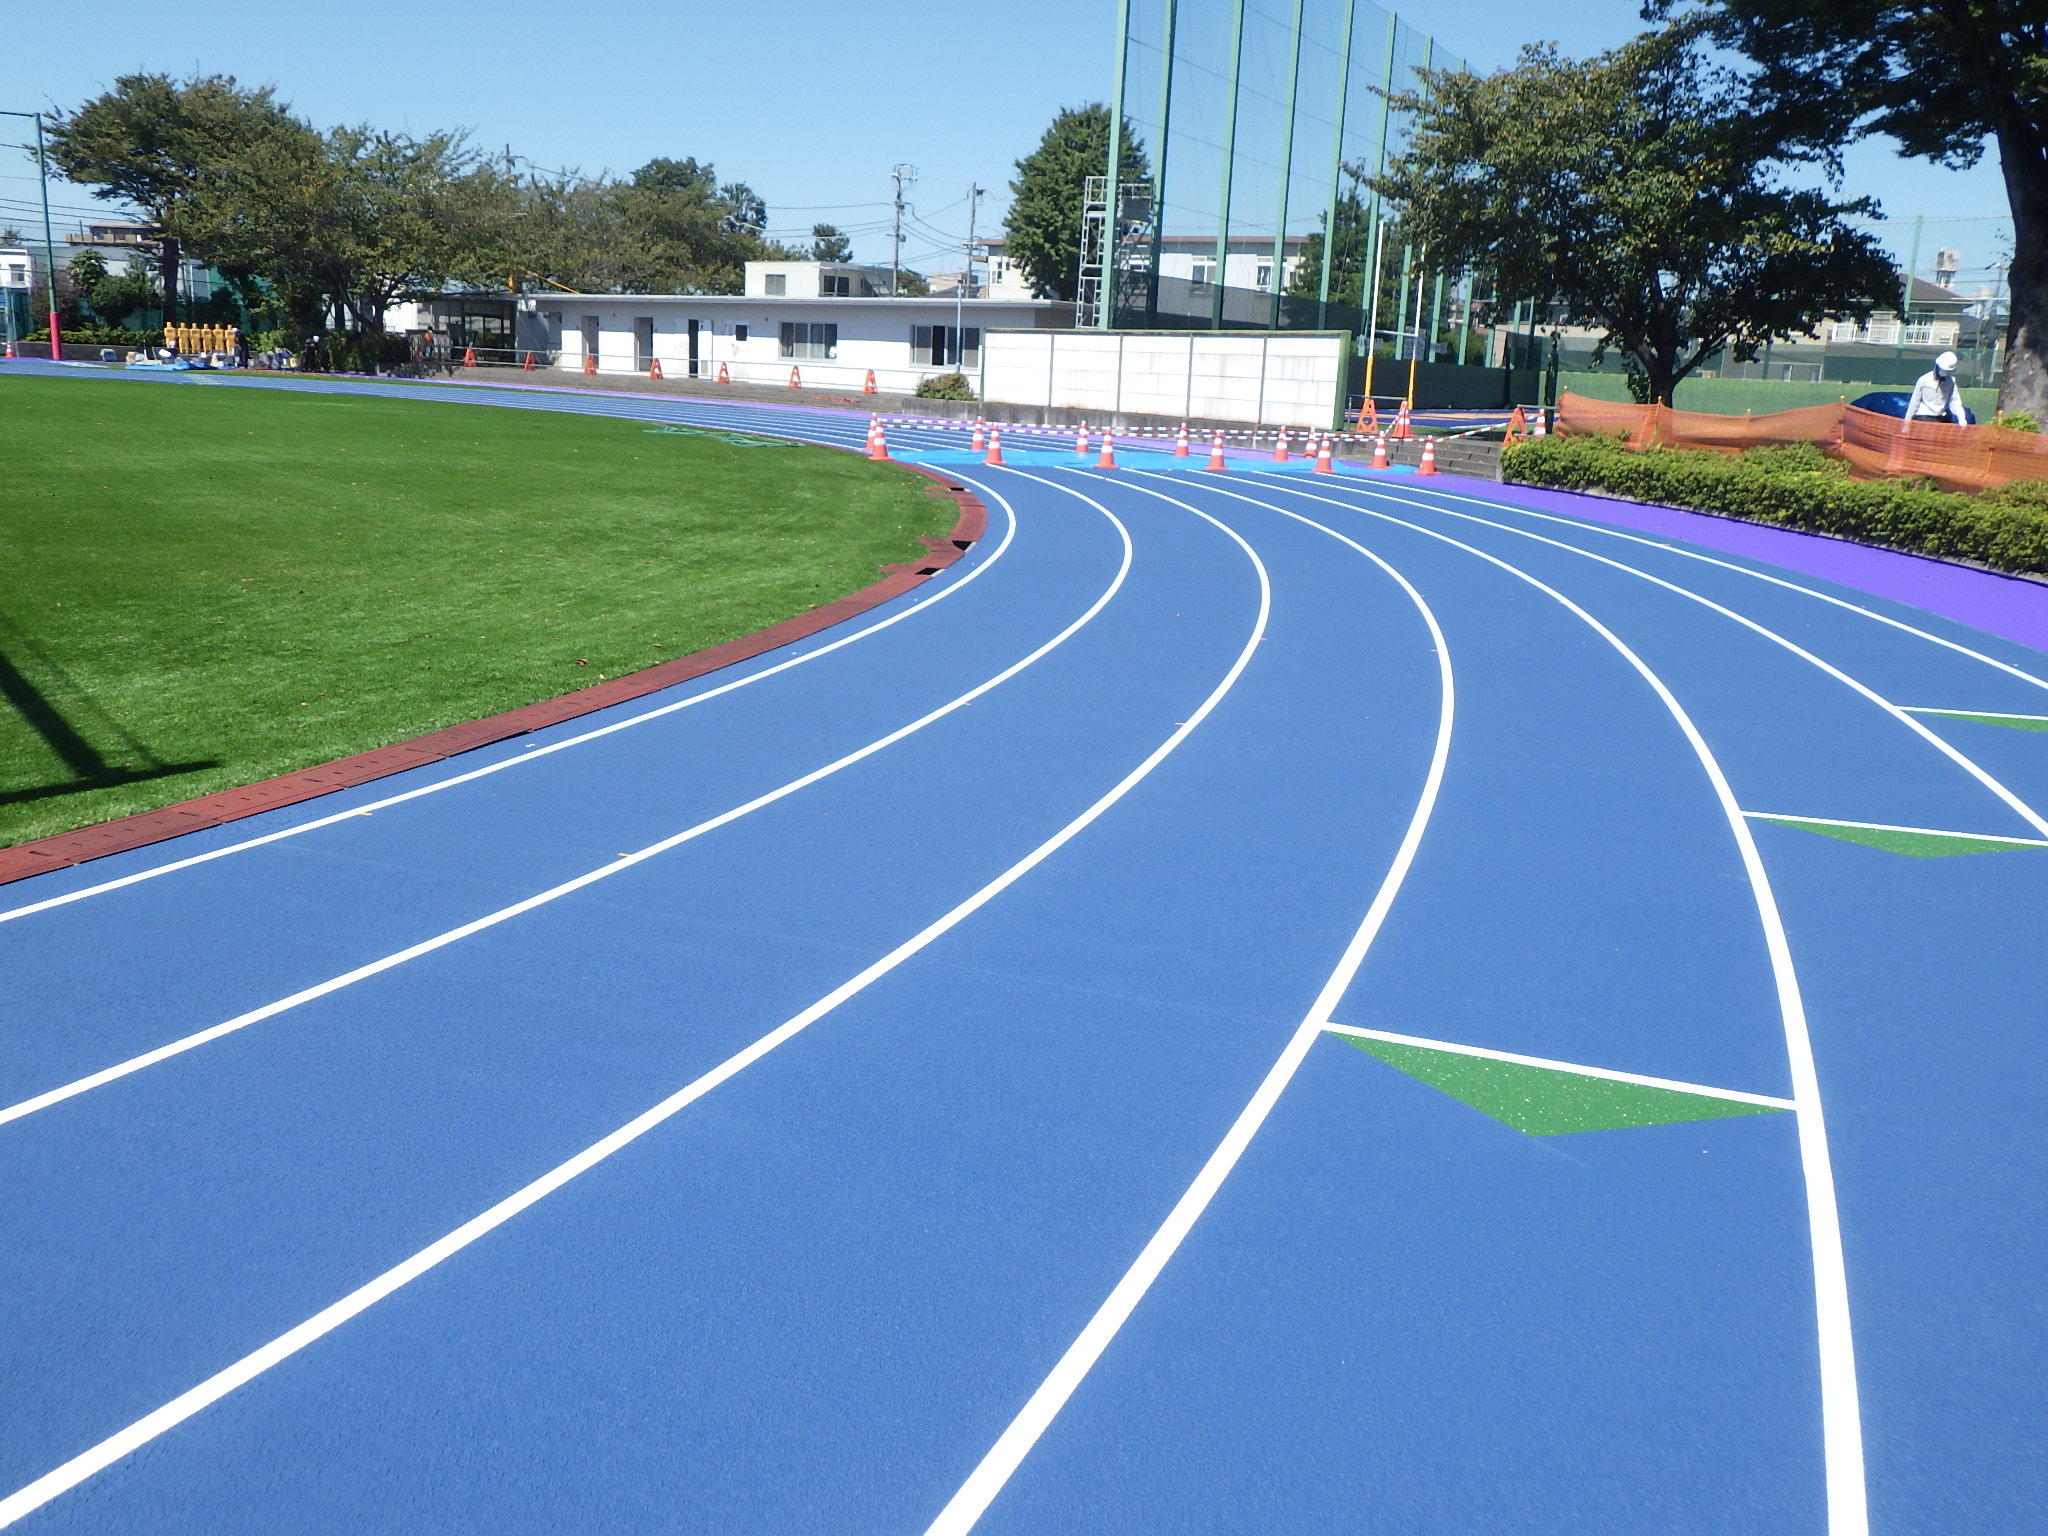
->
[1553,391,2048,494]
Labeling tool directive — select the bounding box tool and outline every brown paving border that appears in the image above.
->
[0,464,987,889]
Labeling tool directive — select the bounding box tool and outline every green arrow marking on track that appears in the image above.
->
[1329,1031,1790,1137]
[1905,708,2048,733]
[1749,813,2048,858]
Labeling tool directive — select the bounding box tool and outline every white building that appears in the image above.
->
[982,234,1310,300]
[403,262,1072,393]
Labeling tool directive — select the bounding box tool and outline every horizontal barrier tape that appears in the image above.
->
[1556,391,2048,492]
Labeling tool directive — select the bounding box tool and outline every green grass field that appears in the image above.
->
[0,375,952,846]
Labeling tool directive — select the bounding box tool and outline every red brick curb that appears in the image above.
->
[0,466,987,889]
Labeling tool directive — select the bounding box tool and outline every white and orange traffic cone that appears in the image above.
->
[863,369,878,394]
[869,422,890,461]
[970,418,987,452]
[462,346,477,367]
[788,366,802,388]
[1314,435,1335,475]
[716,362,730,384]
[1206,432,1228,472]
[582,353,597,375]
[1097,433,1117,469]
[649,358,663,381]
[1075,425,1090,456]
[984,430,1005,467]
[1371,432,1390,470]
[1271,426,1290,462]
[1531,407,1548,438]
[1419,437,1438,475]
[1175,422,1190,457]
[1392,400,1412,440]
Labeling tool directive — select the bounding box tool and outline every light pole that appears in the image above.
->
[890,164,917,296]
[3,109,63,360]
[954,184,982,374]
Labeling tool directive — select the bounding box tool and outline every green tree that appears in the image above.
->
[810,223,852,261]
[44,74,310,322]
[68,249,164,327]
[1655,0,2048,416]
[1003,103,1150,301]
[1371,26,1897,404]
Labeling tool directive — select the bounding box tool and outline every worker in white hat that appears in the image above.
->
[1900,351,1968,432]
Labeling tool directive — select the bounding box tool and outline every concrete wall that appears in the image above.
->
[981,329,1348,429]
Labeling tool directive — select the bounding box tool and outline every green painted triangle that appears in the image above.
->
[1755,815,2043,858]
[1911,709,2048,733]
[1337,1035,1787,1136]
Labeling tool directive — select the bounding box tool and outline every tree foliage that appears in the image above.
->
[1003,104,1151,301]
[46,73,799,363]
[1370,26,1897,403]
[1655,0,2048,416]
[810,223,852,262]
[44,73,307,320]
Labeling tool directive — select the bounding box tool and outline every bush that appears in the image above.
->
[914,371,976,401]
[1994,410,2041,433]
[1502,434,2048,576]
[28,324,163,349]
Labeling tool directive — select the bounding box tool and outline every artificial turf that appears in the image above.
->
[0,373,953,846]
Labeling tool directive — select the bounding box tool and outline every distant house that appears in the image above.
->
[980,234,1311,301]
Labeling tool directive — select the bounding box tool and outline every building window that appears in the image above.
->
[821,273,852,296]
[734,324,748,343]
[1191,258,1217,287]
[1255,262,1272,288]
[580,315,600,357]
[912,325,981,367]
[778,321,837,359]
[764,273,787,295]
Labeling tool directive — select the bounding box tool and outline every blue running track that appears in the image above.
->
[2,364,2044,1534]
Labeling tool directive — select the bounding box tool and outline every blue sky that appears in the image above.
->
[0,0,2015,292]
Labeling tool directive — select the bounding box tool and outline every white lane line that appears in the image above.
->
[0,488,1113,1130]
[1744,811,2048,847]
[1320,1023,1797,1109]
[0,473,1272,1533]
[1308,477,2048,844]
[0,466,1015,928]
[1241,475,1870,1536]
[1387,480,2048,696]
[923,484,1454,1536]
[1903,706,2048,722]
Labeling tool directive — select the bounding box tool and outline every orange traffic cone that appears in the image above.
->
[984,430,1005,467]
[1504,405,1526,443]
[1073,426,1089,457]
[970,418,986,452]
[520,351,535,370]
[788,366,803,388]
[649,358,663,381]
[1392,400,1412,440]
[1175,423,1190,458]
[716,362,730,384]
[1419,437,1438,475]
[582,353,596,375]
[869,423,890,461]
[1206,432,1228,472]
[462,346,477,367]
[1532,407,1548,438]
[1097,434,1117,469]
[1360,402,1378,435]
[4,340,14,358]
[1271,426,1290,462]
[864,370,878,394]
[1371,432,1390,470]
[1314,435,1335,475]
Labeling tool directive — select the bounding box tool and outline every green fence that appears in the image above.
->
[1557,371,2000,420]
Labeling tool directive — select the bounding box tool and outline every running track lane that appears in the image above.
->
[0,365,2043,1534]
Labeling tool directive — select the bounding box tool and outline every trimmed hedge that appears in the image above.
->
[1503,434,2048,577]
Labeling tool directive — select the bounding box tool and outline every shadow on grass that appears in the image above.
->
[0,646,217,811]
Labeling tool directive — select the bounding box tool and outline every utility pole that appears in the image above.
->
[890,163,917,296]
[954,183,983,370]
[2,109,62,360]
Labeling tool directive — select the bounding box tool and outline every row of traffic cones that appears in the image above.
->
[873,417,1431,476]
